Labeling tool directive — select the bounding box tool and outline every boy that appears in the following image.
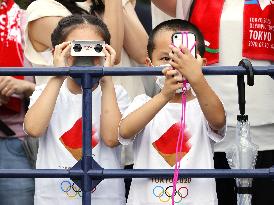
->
[119,19,226,205]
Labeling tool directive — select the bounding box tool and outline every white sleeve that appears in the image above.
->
[203,114,227,143]
[26,0,70,22]
[24,0,70,66]
[176,0,194,20]
[122,94,151,120]
[118,94,151,145]
[24,84,46,136]
[28,84,46,108]
[115,85,131,115]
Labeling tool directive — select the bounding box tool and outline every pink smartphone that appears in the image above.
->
[171,31,196,57]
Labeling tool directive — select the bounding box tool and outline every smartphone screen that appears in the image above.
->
[172,32,196,57]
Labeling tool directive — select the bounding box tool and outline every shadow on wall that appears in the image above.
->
[14,0,35,10]
[135,0,152,34]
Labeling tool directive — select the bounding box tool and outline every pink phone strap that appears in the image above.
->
[171,80,187,205]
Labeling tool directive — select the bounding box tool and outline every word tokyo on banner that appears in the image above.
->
[243,0,274,61]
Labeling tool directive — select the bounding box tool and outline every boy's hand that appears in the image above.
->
[160,67,183,101]
[169,45,204,85]
[101,44,116,87]
[53,41,72,67]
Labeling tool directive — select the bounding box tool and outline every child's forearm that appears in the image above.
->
[100,80,121,147]
[119,93,170,139]
[191,76,226,130]
[24,77,65,137]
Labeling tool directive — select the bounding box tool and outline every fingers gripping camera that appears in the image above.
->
[71,40,105,57]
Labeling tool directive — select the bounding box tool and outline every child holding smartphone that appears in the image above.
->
[24,15,130,205]
[119,19,226,205]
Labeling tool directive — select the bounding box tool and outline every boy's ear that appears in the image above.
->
[202,58,207,66]
[145,57,153,67]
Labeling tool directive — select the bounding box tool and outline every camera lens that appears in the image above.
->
[94,44,103,53]
[73,44,82,52]
[174,35,178,38]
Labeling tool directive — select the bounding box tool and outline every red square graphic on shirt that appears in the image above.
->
[152,123,191,167]
[59,118,98,160]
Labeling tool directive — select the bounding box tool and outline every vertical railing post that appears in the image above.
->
[82,73,93,205]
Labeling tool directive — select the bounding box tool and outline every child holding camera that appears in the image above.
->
[119,19,226,205]
[24,15,130,205]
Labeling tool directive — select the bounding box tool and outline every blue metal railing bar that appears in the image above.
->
[1,65,274,205]
[1,168,274,179]
[0,65,274,76]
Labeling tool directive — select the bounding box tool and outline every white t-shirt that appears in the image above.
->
[174,0,274,151]
[28,80,130,205]
[120,94,225,205]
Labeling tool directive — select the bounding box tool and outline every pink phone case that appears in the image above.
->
[171,31,196,57]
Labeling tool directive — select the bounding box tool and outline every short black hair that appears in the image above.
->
[51,14,111,47]
[147,19,205,59]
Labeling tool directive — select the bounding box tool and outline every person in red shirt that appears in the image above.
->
[0,0,35,204]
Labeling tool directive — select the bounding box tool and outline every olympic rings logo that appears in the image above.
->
[152,185,188,203]
[60,180,97,199]
[61,180,82,198]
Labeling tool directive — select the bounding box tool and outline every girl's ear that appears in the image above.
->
[92,56,101,66]
[67,55,74,67]
[145,57,153,67]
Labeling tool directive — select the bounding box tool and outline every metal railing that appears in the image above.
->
[1,65,274,205]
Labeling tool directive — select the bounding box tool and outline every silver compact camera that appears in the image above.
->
[71,40,105,57]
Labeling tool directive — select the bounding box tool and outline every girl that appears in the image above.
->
[24,14,130,205]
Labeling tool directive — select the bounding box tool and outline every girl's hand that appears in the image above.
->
[169,45,204,85]
[100,44,116,88]
[160,67,183,101]
[103,44,116,67]
[53,41,72,67]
